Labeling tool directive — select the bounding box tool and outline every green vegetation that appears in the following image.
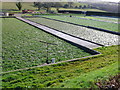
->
[59,2,88,7]
[1,2,106,13]
[54,62,119,88]
[42,16,119,32]
[27,17,119,46]
[0,13,2,87]
[71,15,118,23]
[2,45,119,88]
[1,2,119,88]
[1,2,37,10]
[58,8,106,12]
[2,18,91,72]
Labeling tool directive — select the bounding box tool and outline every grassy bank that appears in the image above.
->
[53,62,119,88]
[2,45,119,88]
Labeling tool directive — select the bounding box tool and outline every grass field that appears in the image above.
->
[71,15,118,23]
[58,8,106,12]
[2,18,91,72]
[27,17,119,46]
[1,2,88,10]
[1,2,37,10]
[1,2,106,13]
[2,45,119,88]
[42,16,119,32]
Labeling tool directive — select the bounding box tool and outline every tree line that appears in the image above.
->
[16,2,98,12]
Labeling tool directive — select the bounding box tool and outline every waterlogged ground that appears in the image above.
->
[2,18,91,71]
[27,18,119,46]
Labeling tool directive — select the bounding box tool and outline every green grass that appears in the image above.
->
[2,18,91,72]
[1,2,37,11]
[32,14,118,23]
[2,45,119,88]
[58,8,106,12]
[0,15,2,85]
[73,16,118,23]
[53,62,119,88]
[42,16,119,32]
[1,2,87,10]
[1,2,106,13]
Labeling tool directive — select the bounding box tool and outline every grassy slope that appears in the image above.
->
[43,16,119,32]
[1,2,105,12]
[58,8,106,12]
[1,2,82,10]
[53,2,105,12]
[1,2,37,10]
[2,45,119,88]
[53,62,118,88]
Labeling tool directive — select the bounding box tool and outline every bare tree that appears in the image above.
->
[54,2,62,12]
[43,2,53,13]
[16,2,22,11]
[34,2,43,10]
[68,2,73,8]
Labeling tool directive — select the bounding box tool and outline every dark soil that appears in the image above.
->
[95,74,120,90]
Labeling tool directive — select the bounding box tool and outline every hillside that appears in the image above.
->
[83,1,119,13]
[2,45,119,88]
[1,2,37,10]
[1,2,106,12]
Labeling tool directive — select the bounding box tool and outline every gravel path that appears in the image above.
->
[27,18,120,46]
